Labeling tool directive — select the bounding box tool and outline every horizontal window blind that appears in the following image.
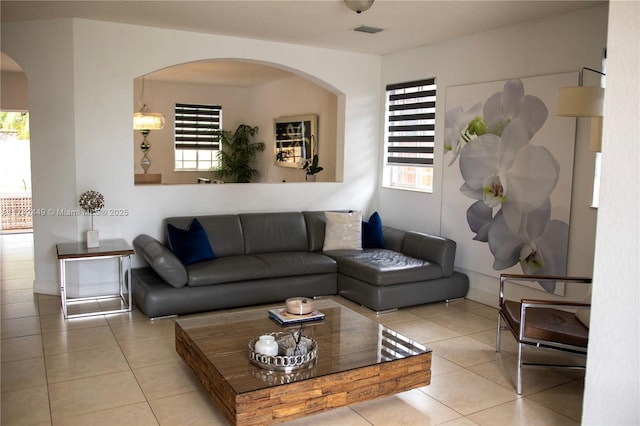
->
[174,103,222,150]
[386,78,436,166]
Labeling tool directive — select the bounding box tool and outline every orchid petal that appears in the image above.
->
[533,219,569,276]
[504,145,559,213]
[483,92,505,135]
[499,119,530,170]
[488,211,524,269]
[501,198,525,234]
[466,200,494,242]
[460,183,483,200]
[520,95,548,137]
[519,219,569,293]
[444,103,482,166]
[525,198,552,240]
[500,80,525,118]
[444,106,463,153]
[459,134,501,190]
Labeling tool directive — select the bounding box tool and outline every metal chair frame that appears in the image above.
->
[496,273,592,394]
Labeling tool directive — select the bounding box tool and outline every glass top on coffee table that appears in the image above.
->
[176,298,432,424]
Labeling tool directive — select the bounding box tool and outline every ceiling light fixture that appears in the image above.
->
[344,0,374,14]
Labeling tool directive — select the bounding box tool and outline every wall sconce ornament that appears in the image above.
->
[557,67,605,152]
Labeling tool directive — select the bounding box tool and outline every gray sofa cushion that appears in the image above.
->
[133,234,188,288]
[187,255,269,286]
[240,212,309,254]
[186,252,336,287]
[327,249,443,286]
[255,252,337,276]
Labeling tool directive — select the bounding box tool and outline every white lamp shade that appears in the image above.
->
[133,112,165,130]
[557,86,604,117]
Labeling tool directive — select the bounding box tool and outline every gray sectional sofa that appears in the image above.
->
[131,211,469,318]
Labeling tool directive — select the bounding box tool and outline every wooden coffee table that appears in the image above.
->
[175,299,431,425]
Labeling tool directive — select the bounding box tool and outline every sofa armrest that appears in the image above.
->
[401,232,456,277]
[133,234,188,288]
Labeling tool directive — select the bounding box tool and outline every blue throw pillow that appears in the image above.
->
[167,218,216,265]
[362,212,384,249]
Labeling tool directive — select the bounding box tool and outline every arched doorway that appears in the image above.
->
[0,52,32,234]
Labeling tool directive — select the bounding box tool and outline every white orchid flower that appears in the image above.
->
[487,200,569,293]
[459,119,559,233]
[483,79,548,138]
[444,102,482,166]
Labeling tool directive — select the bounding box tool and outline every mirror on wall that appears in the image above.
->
[133,60,339,185]
[275,115,317,168]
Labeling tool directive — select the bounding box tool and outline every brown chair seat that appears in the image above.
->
[496,274,592,394]
[502,300,589,348]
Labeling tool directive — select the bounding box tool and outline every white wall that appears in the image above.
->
[380,4,608,306]
[582,1,640,423]
[1,19,79,290]
[1,18,381,294]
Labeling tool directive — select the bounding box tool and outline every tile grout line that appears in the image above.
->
[106,311,163,426]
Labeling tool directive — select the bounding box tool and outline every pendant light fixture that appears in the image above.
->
[133,76,165,173]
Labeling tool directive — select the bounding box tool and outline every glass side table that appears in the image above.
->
[56,239,134,319]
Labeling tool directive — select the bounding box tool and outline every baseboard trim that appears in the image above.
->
[33,279,59,296]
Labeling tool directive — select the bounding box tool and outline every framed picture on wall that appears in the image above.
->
[274,114,317,168]
[441,72,578,295]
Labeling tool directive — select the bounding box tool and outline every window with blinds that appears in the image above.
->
[383,78,436,193]
[174,103,222,170]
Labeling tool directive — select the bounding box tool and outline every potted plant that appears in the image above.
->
[304,154,323,182]
[213,124,265,183]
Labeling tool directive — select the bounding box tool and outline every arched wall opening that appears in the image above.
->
[133,59,343,185]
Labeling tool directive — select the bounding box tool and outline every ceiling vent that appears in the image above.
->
[354,25,383,34]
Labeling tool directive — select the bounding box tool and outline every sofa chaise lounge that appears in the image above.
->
[131,211,469,318]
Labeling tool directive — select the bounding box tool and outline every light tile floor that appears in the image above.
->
[1,233,585,425]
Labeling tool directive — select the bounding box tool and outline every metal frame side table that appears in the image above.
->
[56,239,134,319]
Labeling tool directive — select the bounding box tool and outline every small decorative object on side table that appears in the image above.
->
[78,190,104,248]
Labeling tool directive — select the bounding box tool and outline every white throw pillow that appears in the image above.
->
[323,211,363,251]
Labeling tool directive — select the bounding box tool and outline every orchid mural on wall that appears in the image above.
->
[443,77,576,293]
